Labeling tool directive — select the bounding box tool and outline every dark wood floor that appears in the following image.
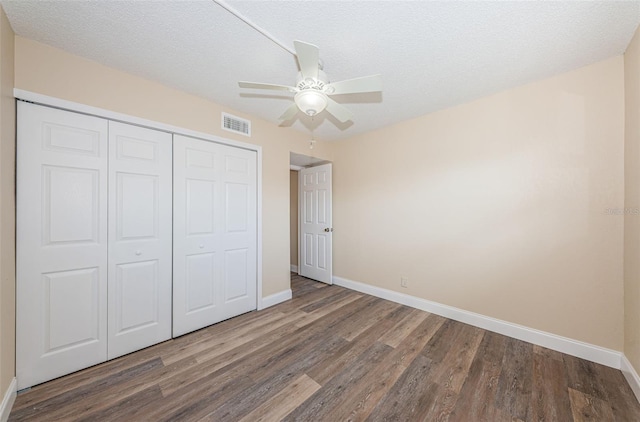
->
[10,274,640,421]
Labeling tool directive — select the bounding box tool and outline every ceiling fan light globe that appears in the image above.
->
[294,90,328,116]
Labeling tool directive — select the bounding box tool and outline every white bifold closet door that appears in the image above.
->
[17,102,109,389]
[173,134,257,337]
[107,122,172,359]
[17,103,172,389]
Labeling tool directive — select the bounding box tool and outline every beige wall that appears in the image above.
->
[0,4,15,397]
[290,170,298,267]
[14,36,332,298]
[333,57,625,350]
[625,26,640,371]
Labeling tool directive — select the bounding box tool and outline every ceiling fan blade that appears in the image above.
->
[278,103,299,121]
[325,97,354,123]
[293,40,319,80]
[326,74,382,95]
[238,81,296,92]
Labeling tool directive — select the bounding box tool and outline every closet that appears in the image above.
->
[16,102,257,389]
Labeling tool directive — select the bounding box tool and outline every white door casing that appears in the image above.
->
[107,122,172,359]
[172,134,257,337]
[299,163,333,284]
[16,102,109,389]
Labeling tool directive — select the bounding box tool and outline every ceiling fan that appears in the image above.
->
[238,40,382,123]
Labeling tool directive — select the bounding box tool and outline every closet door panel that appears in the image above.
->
[17,102,108,389]
[173,135,222,336]
[219,146,257,320]
[108,122,172,359]
[173,135,257,337]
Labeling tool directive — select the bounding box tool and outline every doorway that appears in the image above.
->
[289,152,333,284]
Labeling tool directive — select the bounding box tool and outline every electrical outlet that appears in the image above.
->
[400,277,408,288]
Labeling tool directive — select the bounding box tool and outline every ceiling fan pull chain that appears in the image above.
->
[310,118,316,150]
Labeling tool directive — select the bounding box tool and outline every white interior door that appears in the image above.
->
[107,122,172,359]
[17,102,108,389]
[173,134,257,337]
[299,163,333,284]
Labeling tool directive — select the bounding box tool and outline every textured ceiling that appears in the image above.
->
[2,0,639,141]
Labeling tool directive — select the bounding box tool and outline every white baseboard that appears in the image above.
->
[290,265,298,273]
[0,378,16,422]
[261,289,292,309]
[333,276,622,369]
[622,355,640,402]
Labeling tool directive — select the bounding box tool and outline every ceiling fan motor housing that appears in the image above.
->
[294,70,332,116]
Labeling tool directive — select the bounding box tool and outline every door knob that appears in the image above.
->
[324,228,334,232]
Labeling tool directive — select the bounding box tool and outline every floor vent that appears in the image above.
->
[222,112,251,137]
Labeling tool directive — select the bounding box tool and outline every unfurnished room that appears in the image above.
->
[1,1,640,421]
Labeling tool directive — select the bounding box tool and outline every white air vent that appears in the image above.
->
[222,112,251,137]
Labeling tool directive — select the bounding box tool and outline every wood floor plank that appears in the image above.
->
[533,344,565,362]
[305,305,413,385]
[293,290,364,328]
[421,381,459,421]
[568,387,615,421]
[333,299,402,341]
[422,319,467,364]
[476,331,508,364]
[564,354,609,401]
[206,335,349,421]
[10,274,640,421]
[448,331,508,421]
[494,336,534,421]
[324,313,449,421]
[448,349,503,421]
[531,352,573,422]
[365,353,436,421]
[307,312,448,421]
[57,356,198,420]
[283,341,394,422]
[161,294,372,396]
[329,348,411,422]
[291,274,327,297]
[235,374,321,422]
[158,311,312,396]
[277,282,341,313]
[593,361,640,421]
[428,322,484,395]
[379,307,429,348]
[121,362,257,421]
[154,375,256,422]
[165,310,302,366]
[74,385,164,422]
[10,358,164,421]
[300,287,356,312]
[247,331,348,384]
[391,313,446,367]
[10,343,169,412]
[160,310,289,365]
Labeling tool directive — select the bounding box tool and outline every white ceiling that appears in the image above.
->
[2,1,639,141]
